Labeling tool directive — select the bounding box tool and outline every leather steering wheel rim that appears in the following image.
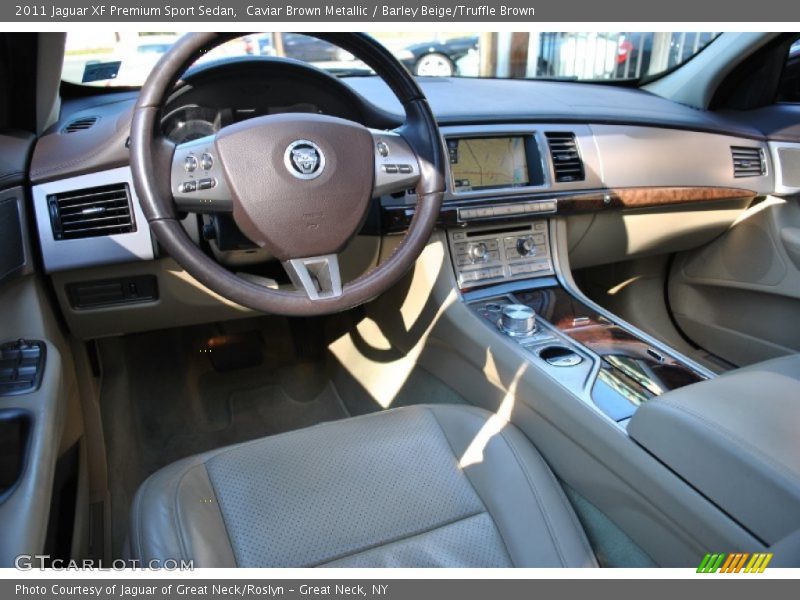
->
[130,32,445,317]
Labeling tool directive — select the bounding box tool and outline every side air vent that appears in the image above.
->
[545,132,585,183]
[731,146,766,178]
[47,183,136,240]
[62,116,98,134]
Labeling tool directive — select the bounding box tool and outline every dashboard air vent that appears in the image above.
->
[545,132,585,183]
[47,183,135,240]
[62,116,98,134]
[731,146,765,178]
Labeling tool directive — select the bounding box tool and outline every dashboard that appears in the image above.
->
[23,55,800,338]
[26,56,797,282]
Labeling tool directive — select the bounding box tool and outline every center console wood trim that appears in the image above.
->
[549,218,717,381]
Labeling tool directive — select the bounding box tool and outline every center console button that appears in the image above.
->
[516,235,537,256]
[499,304,537,337]
[468,242,489,262]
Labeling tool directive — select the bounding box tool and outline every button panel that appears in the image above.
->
[380,163,414,174]
[458,199,556,221]
[171,135,233,213]
[0,339,45,396]
[448,220,554,289]
[371,129,421,198]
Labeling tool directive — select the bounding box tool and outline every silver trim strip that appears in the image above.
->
[768,141,800,195]
[32,167,155,273]
[283,254,342,300]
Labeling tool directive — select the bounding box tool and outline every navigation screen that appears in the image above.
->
[449,137,530,191]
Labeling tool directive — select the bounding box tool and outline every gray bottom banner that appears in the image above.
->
[3,579,796,600]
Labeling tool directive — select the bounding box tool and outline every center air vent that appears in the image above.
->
[731,146,766,178]
[47,183,135,240]
[62,116,98,134]
[545,132,585,183]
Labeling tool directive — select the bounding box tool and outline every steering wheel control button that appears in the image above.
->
[184,155,198,172]
[376,141,390,157]
[180,180,197,193]
[382,164,399,174]
[198,178,216,190]
[499,304,537,337]
[199,153,214,171]
[284,139,325,180]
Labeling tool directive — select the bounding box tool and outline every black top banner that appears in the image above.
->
[3,0,798,22]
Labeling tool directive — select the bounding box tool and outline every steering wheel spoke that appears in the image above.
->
[370,129,422,197]
[171,135,233,213]
[283,254,343,300]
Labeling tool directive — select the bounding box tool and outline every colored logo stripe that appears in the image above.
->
[697,552,772,573]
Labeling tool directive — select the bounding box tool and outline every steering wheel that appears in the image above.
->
[130,33,444,316]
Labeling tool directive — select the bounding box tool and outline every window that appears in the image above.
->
[61,32,720,88]
[777,38,800,102]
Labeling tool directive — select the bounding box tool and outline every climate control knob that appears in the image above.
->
[516,235,537,257]
[468,242,489,262]
[499,304,537,337]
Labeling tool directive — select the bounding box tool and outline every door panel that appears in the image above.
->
[670,195,800,366]
[0,131,82,565]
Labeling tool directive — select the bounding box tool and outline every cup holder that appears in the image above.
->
[0,409,32,503]
[538,345,583,367]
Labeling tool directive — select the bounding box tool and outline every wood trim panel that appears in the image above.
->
[556,186,758,214]
[382,186,760,232]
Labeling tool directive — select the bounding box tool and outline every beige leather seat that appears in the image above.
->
[129,404,596,567]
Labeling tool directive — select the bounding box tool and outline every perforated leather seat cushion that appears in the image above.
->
[129,404,596,567]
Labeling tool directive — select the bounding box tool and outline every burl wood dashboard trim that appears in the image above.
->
[555,186,758,213]
[382,185,760,232]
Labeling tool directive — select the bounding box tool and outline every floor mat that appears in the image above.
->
[99,321,349,556]
[98,317,468,557]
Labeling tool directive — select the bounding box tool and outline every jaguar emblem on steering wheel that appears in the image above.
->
[284,139,325,180]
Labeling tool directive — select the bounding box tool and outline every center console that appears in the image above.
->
[462,281,708,426]
[452,228,711,425]
[422,123,715,427]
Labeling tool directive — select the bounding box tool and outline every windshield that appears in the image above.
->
[62,31,719,87]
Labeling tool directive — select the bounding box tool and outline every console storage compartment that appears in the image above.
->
[628,355,800,545]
